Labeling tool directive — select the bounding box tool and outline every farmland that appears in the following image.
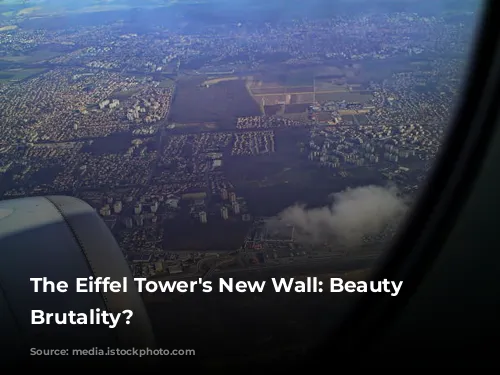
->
[168,78,262,127]
[246,72,373,109]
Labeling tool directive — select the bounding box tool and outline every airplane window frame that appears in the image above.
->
[309,0,500,360]
[0,0,493,369]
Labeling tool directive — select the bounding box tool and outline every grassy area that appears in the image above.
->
[0,68,47,82]
[0,48,64,63]
[259,69,315,87]
[0,25,17,32]
[203,76,239,85]
[343,268,372,281]
[168,122,219,131]
[158,78,176,88]
[316,91,373,103]
[111,87,142,100]
[282,71,314,87]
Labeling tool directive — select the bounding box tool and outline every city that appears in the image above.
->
[0,0,479,361]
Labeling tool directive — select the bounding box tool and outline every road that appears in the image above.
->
[202,251,380,280]
[203,257,235,280]
[150,252,378,283]
[135,84,176,198]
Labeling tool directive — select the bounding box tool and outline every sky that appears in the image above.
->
[0,0,482,23]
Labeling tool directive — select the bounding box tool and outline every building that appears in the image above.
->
[134,203,142,215]
[232,202,240,215]
[166,198,179,209]
[109,99,120,109]
[124,217,133,229]
[168,264,183,274]
[154,261,164,273]
[113,201,122,214]
[100,205,111,216]
[200,211,207,224]
[221,188,228,200]
[221,206,229,220]
[150,201,159,213]
[99,99,110,109]
[229,192,236,203]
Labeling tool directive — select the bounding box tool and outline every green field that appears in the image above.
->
[281,71,314,86]
[158,78,176,88]
[0,68,47,82]
[0,48,64,63]
[111,87,142,100]
[259,69,314,87]
[316,91,373,103]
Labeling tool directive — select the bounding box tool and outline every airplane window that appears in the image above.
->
[0,0,483,367]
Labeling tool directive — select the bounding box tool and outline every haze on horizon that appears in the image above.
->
[0,0,482,17]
